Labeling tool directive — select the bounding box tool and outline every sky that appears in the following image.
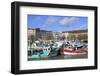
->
[28,15,88,32]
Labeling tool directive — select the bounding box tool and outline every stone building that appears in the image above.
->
[61,30,88,41]
[28,28,53,42]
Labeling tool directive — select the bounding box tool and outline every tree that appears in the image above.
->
[28,35,36,44]
[77,34,87,41]
[61,35,66,40]
[45,35,53,40]
[67,34,76,41]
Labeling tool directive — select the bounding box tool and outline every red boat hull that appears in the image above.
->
[61,49,87,55]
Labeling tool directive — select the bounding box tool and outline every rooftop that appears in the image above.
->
[62,29,88,33]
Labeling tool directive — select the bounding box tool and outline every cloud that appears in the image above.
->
[69,24,87,31]
[34,17,41,21]
[44,16,59,26]
[76,24,87,30]
[59,17,80,26]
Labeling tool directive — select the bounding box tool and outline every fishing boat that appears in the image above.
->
[60,44,87,55]
[40,46,51,58]
[63,48,87,55]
